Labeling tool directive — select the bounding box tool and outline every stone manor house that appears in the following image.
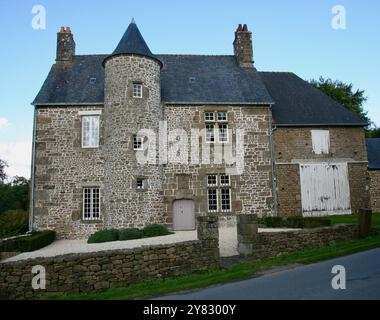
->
[30,21,371,239]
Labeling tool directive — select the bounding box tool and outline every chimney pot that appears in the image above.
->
[60,26,65,33]
[242,24,248,31]
[237,24,243,32]
[66,27,71,33]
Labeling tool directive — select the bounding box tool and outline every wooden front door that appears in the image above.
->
[173,200,195,231]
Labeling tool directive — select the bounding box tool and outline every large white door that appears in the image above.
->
[300,163,351,216]
[173,200,195,231]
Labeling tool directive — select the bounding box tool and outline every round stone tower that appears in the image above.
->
[103,20,165,228]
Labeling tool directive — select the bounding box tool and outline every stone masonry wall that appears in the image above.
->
[0,216,219,300]
[163,105,273,222]
[369,170,380,212]
[273,127,370,216]
[33,106,106,239]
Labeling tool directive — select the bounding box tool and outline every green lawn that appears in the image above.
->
[329,212,380,232]
[46,213,380,300]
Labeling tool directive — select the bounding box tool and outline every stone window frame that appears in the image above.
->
[132,82,143,98]
[82,187,101,221]
[203,111,230,144]
[135,176,148,192]
[206,174,232,213]
[79,111,101,149]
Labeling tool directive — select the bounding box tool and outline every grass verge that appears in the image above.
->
[46,226,380,300]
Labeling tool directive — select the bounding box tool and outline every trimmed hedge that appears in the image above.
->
[119,228,143,241]
[87,229,119,244]
[259,216,332,229]
[143,224,172,237]
[18,230,56,252]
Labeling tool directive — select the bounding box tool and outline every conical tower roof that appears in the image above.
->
[103,19,162,67]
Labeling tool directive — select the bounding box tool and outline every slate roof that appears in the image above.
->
[103,21,161,67]
[259,72,367,127]
[366,138,380,170]
[32,54,274,106]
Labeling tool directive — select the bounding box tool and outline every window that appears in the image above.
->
[218,124,229,143]
[205,124,215,143]
[82,116,99,148]
[206,174,231,213]
[133,83,142,98]
[311,130,330,154]
[207,175,217,187]
[133,135,143,150]
[221,188,231,212]
[220,175,230,186]
[204,112,215,122]
[136,178,144,189]
[207,189,218,213]
[217,112,227,122]
[83,188,100,220]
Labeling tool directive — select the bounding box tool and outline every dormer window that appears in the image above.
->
[133,83,142,98]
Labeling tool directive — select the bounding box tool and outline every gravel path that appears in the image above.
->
[2,227,300,263]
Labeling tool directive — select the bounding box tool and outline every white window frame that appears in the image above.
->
[217,111,228,122]
[220,188,231,213]
[133,83,143,98]
[133,135,144,151]
[204,112,215,122]
[136,178,144,189]
[207,188,218,213]
[205,124,215,143]
[207,175,217,187]
[311,130,330,155]
[83,187,100,220]
[81,115,100,148]
[220,175,230,186]
[218,123,229,143]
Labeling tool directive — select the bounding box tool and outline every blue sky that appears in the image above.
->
[0,0,379,178]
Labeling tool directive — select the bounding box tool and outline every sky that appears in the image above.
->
[0,0,379,179]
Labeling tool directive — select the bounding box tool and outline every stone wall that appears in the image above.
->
[369,170,380,212]
[33,106,106,239]
[237,215,359,259]
[273,127,370,216]
[0,217,219,300]
[163,105,273,222]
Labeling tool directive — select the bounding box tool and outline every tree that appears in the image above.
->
[0,159,7,183]
[367,126,380,138]
[309,77,370,124]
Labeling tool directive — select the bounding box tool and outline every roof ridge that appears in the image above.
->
[157,54,234,57]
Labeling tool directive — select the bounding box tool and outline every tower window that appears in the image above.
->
[136,178,145,189]
[133,83,143,98]
[133,135,143,150]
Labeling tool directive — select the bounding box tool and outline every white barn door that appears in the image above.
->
[300,163,351,216]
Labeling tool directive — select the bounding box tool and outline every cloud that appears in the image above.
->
[0,139,32,179]
[0,117,10,129]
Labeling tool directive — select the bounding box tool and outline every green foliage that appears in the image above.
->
[142,224,171,237]
[119,228,144,241]
[259,216,331,229]
[0,159,7,183]
[258,217,283,228]
[366,126,380,138]
[18,230,56,252]
[309,77,370,125]
[0,209,29,239]
[0,176,30,214]
[87,229,119,243]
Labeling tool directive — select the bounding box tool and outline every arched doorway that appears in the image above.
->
[173,199,195,231]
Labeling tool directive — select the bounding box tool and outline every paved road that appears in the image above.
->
[156,248,380,300]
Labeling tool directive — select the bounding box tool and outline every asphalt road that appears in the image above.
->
[155,248,380,300]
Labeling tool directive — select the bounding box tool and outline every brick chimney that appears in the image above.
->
[56,26,75,62]
[233,24,253,68]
